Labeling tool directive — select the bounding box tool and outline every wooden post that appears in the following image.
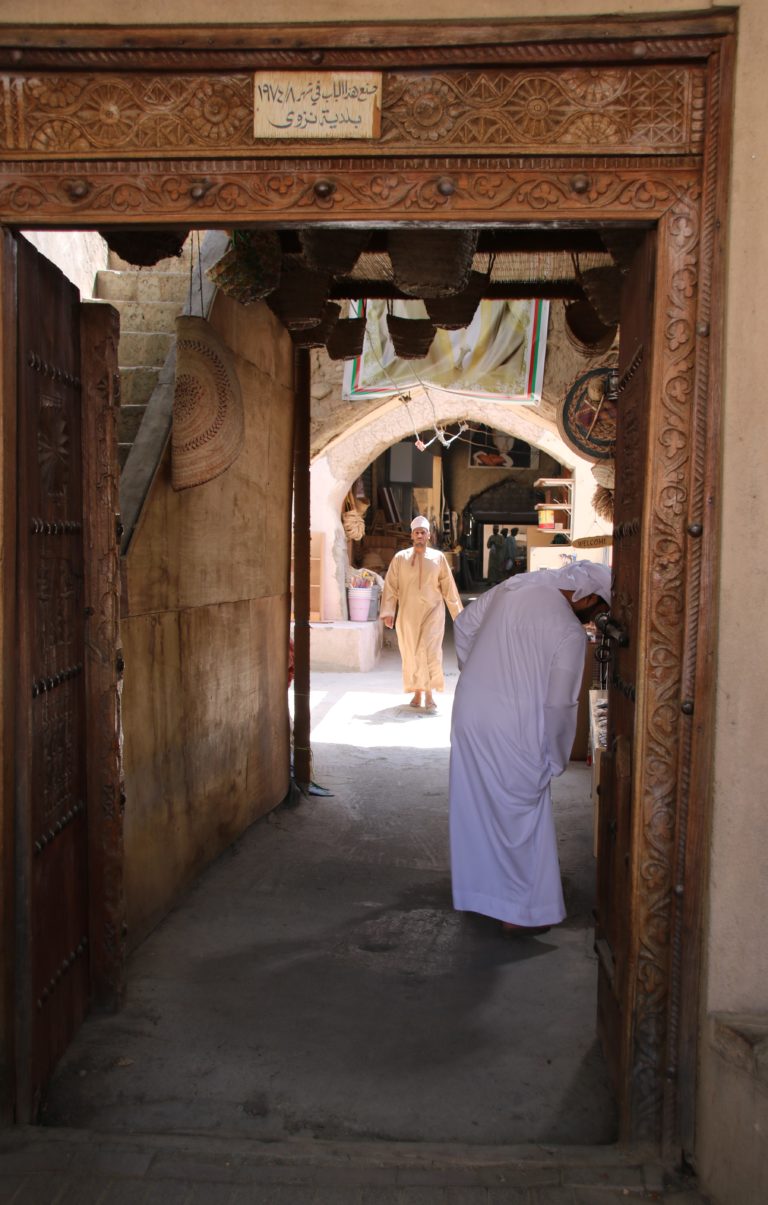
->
[0,230,18,1122]
[292,348,312,788]
[80,300,126,1010]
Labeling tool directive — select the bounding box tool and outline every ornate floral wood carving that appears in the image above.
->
[0,159,699,225]
[0,65,705,159]
[628,192,700,1140]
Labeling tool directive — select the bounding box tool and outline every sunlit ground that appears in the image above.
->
[290,684,455,750]
[290,641,456,750]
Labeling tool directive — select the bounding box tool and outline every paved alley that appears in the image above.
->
[0,636,711,1202]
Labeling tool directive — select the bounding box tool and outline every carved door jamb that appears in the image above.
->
[0,15,734,1153]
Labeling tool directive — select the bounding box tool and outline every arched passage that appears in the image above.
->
[311,387,606,620]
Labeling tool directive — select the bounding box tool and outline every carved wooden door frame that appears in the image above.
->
[0,14,734,1149]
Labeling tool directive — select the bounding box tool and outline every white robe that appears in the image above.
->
[449,577,587,926]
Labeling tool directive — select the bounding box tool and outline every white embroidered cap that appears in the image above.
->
[556,560,612,604]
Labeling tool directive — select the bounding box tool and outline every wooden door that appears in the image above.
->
[15,237,90,1120]
[595,230,657,1130]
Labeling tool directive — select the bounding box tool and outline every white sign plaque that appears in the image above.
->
[253,71,382,140]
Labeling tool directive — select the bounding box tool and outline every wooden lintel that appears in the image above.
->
[0,14,736,56]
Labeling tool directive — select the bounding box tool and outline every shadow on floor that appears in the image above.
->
[43,653,616,1147]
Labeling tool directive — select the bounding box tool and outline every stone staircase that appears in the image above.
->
[93,243,193,468]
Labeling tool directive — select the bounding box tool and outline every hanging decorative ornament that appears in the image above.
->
[557,365,618,462]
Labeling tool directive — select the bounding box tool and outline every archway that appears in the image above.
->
[311,389,603,620]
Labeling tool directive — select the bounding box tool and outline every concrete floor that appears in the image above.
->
[42,633,616,1148]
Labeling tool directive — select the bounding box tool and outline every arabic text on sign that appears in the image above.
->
[253,72,382,141]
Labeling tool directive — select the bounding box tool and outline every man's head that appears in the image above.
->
[556,561,611,624]
[501,527,509,537]
[410,515,430,550]
[511,527,519,537]
[493,524,500,534]
[567,592,610,625]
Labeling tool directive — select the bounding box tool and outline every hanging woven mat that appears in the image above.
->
[388,229,479,298]
[299,229,370,276]
[265,263,330,330]
[206,231,281,305]
[172,316,244,491]
[386,313,436,360]
[325,315,367,361]
[424,269,488,329]
[290,303,341,349]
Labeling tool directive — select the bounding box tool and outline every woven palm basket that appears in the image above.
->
[172,316,244,491]
[265,263,331,330]
[386,314,437,359]
[325,315,367,361]
[299,229,370,275]
[388,229,479,298]
[424,269,488,329]
[206,231,281,304]
[290,303,341,349]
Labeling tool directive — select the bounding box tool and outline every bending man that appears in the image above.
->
[449,561,611,932]
[381,515,463,711]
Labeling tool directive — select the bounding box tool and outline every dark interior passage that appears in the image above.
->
[42,639,615,1145]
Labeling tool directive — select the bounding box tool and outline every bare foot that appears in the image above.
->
[409,693,423,708]
[424,694,437,712]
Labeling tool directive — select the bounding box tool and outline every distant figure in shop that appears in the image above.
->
[486,524,505,586]
[380,515,463,712]
[503,526,519,576]
[449,561,611,933]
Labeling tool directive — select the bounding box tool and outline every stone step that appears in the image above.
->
[95,269,190,304]
[118,363,161,407]
[111,298,185,335]
[118,403,148,445]
[119,365,161,407]
[118,329,174,368]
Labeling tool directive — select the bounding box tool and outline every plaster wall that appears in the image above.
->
[19,231,107,299]
[120,295,294,947]
[14,2,734,23]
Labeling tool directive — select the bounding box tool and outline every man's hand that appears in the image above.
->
[383,616,395,629]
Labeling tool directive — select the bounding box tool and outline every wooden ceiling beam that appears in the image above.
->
[328,280,584,301]
[279,229,612,255]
